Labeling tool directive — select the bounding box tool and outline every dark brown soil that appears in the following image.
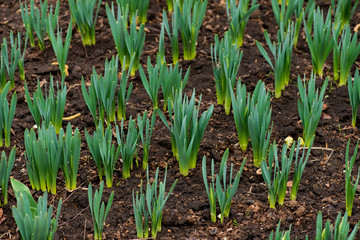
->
[1,0,360,239]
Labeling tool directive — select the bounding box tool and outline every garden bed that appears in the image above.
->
[0,0,360,239]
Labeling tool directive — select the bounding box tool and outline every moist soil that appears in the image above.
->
[1,0,360,239]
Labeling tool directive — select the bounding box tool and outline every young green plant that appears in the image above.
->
[202,149,246,223]
[304,7,339,78]
[0,147,15,207]
[332,0,359,30]
[24,124,62,194]
[271,0,299,28]
[24,75,67,134]
[133,180,149,239]
[261,141,293,208]
[16,32,27,82]
[297,72,328,147]
[0,81,17,147]
[117,56,133,121]
[344,139,360,217]
[177,0,207,60]
[137,111,156,170]
[0,31,23,90]
[116,117,138,179]
[19,0,60,50]
[158,23,165,64]
[290,138,313,200]
[348,69,360,127]
[47,19,72,82]
[226,0,259,48]
[60,123,81,191]
[307,212,360,240]
[256,21,295,98]
[293,0,316,48]
[161,62,190,111]
[81,55,118,125]
[230,80,267,151]
[211,31,243,115]
[116,0,150,24]
[290,139,314,201]
[248,80,272,167]
[158,90,214,176]
[88,181,114,240]
[146,166,177,239]
[85,122,120,187]
[162,8,180,64]
[333,24,360,86]
[139,56,164,109]
[11,178,62,240]
[69,0,102,46]
[106,3,145,76]
[269,221,291,240]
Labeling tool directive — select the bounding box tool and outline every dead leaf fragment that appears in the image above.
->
[355,23,360,32]
[322,113,331,120]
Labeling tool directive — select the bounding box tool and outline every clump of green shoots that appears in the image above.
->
[133,166,177,239]
[304,7,340,78]
[0,82,17,147]
[106,3,145,76]
[348,69,360,127]
[332,0,359,30]
[116,117,138,179]
[19,0,60,50]
[307,212,360,240]
[271,0,309,48]
[261,141,293,208]
[297,72,328,147]
[226,0,259,48]
[117,56,134,121]
[85,122,120,188]
[290,140,313,201]
[230,81,251,151]
[47,19,72,82]
[177,0,207,61]
[261,139,313,208]
[0,147,15,207]
[158,90,214,176]
[162,8,179,64]
[24,75,66,134]
[202,149,246,223]
[116,0,150,24]
[161,62,190,111]
[137,111,156,170]
[1,33,19,90]
[269,221,291,240]
[16,32,27,82]
[82,55,119,126]
[211,31,243,115]
[256,21,295,98]
[60,123,81,191]
[0,31,27,90]
[11,178,62,240]
[88,181,114,240]
[140,56,164,109]
[333,24,360,86]
[25,123,81,194]
[344,139,360,217]
[248,80,272,167]
[69,0,102,46]
[230,80,269,152]
[293,0,316,48]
